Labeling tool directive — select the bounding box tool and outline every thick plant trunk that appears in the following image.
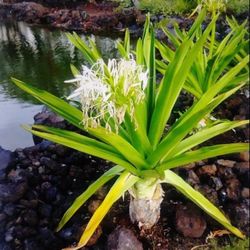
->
[129,178,164,229]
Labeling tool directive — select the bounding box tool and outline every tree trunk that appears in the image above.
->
[129,178,164,229]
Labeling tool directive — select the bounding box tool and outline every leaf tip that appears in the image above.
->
[21,124,31,131]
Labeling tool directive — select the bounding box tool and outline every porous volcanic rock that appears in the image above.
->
[175,204,207,238]
[107,226,143,250]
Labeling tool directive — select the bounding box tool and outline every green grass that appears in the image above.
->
[227,0,250,15]
[138,0,196,15]
[113,0,249,15]
[112,0,132,8]
[209,237,250,250]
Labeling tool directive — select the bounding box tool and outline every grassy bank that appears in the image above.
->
[114,0,249,15]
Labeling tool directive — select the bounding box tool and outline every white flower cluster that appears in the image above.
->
[66,56,148,131]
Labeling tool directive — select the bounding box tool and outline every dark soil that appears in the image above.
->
[0,91,249,250]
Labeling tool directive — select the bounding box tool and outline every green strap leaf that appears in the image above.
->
[88,127,149,169]
[136,38,144,65]
[156,12,248,99]
[116,29,130,59]
[149,14,217,148]
[88,37,102,60]
[222,73,249,92]
[57,165,123,232]
[155,39,174,62]
[199,55,249,103]
[116,40,128,58]
[66,33,95,65]
[171,82,246,137]
[141,14,156,128]
[70,64,80,77]
[146,28,156,124]
[156,143,249,172]
[66,32,101,65]
[66,172,139,250]
[123,112,152,157]
[161,25,181,48]
[163,170,245,239]
[11,78,83,129]
[205,30,247,91]
[23,125,139,175]
[187,9,207,38]
[149,38,192,147]
[148,86,239,166]
[32,125,120,154]
[168,120,249,158]
[124,28,130,57]
[11,78,145,169]
[115,28,152,158]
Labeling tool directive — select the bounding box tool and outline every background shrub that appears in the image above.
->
[137,0,196,14]
[114,0,249,15]
[227,0,249,14]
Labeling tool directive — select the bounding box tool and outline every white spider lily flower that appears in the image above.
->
[66,56,148,132]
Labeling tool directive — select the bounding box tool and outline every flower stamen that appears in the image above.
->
[66,56,148,132]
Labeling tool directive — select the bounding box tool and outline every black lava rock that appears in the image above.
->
[0,181,28,202]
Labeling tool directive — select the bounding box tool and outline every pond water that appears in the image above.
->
[0,21,118,150]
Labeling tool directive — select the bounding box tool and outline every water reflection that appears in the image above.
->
[0,21,118,150]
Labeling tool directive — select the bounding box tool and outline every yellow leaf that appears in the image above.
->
[62,172,138,250]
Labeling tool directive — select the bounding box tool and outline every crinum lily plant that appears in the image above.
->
[12,10,249,250]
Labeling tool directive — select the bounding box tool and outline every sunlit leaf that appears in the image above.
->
[156,143,249,172]
[64,172,139,250]
[57,165,123,231]
[163,170,245,239]
[23,125,139,175]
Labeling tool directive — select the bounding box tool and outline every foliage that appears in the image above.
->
[156,16,249,99]
[137,0,196,15]
[196,0,227,14]
[226,0,250,14]
[113,0,249,15]
[199,0,250,14]
[207,236,250,250]
[190,235,250,249]
[112,0,133,8]
[218,237,250,250]
[12,10,249,250]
